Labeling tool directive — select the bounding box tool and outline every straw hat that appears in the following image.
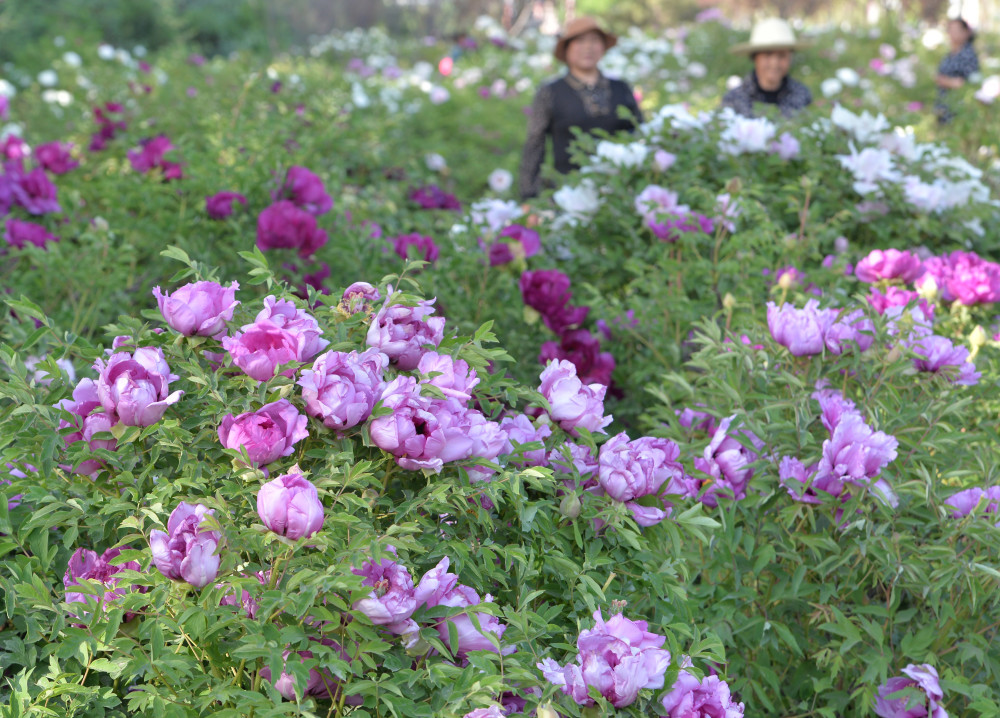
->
[730,18,810,55]
[554,16,617,63]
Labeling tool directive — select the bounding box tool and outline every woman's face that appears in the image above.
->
[753,50,792,91]
[947,20,970,47]
[565,30,606,73]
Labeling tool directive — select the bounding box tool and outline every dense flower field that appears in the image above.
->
[2,13,1000,718]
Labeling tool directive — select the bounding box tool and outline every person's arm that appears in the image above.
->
[518,84,553,200]
[623,83,644,126]
[935,75,966,89]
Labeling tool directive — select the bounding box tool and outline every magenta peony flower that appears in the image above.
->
[414,557,513,657]
[275,166,333,216]
[391,232,439,263]
[660,670,745,717]
[417,352,479,400]
[222,320,305,381]
[409,184,461,210]
[218,399,308,466]
[127,135,182,180]
[917,250,1000,305]
[260,638,356,701]
[499,414,552,466]
[35,141,79,174]
[257,472,324,540]
[256,201,329,258]
[874,663,947,718]
[254,295,328,361]
[93,347,183,427]
[149,502,221,588]
[693,416,764,507]
[867,286,934,317]
[538,609,671,707]
[205,191,247,219]
[908,334,981,385]
[12,167,60,214]
[538,359,612,435]
[539,328,615,387]
[352,555,419,637]
[64,546,144,620]
[365,294,446,371]
[489,224,541,266]
[152,280,240,337]
[599,433,695,526]
[855,249,924,283]
[4,218,58,249]
[519,269,589,335]
[297,348,387,431]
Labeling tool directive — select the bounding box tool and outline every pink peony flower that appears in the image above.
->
[205,191,247,219]
[297,348,387,431]
[93,347,184,427]
[855,249,924,283]
[365,293,446,371]
[218,399,308,466]
[538,359,612,435]
[152,280,239,337]
[222,320,305,381]
[253,295,328,362]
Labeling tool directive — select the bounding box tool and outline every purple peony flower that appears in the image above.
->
[93,347,183,427]
[825,308,875,354]
[365,293,446,371]
[417,352,479,401]
[693,416,764,507]
[519,269,589,335]
[548,441,599,487]
[275,166,333,216]
[127,135,182,180]
[152,280,240,337]
[352,554,419,638]
[391,233,439,264]
[599,433,695,526]
[4,218,58,249]
[817,413,898,488]
[35,141,79,174]
[414,557,513,657]
[538,609,672,707]
[149,502,221,588]
[499,414,552,466]
[256,201,329,258]
[868,286,934,317]
[676,407,719,436]
[539,328,615,387]
[874,663,947,718]
[489,224,541,266]
[908,334,980,385]
[409,184,461,211]
[917,251,1000,305]
[769,131,800,160]
[55,378,118,476]
[538,359,612,435]
[257,472,324,540]
[64,546,144,620]
[12,167,60,214]
[218,399,308,466]
[260,638,356,701]
[297,348,387,431]
[767,300,833,356]
[222,320,305,381]
[945,486,1000,520]
[855,249,924,284]
[254,295,328,362]
[660,669,745,717]
[205,191,247,219]
[464,707,505,718]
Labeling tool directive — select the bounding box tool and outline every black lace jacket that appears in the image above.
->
[720,72,813,119]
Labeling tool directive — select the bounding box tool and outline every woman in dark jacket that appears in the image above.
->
[935,17,979,124]
[518,16,643,200]
[721,18,812,118]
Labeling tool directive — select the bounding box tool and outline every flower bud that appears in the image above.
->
[969,325,986,348]
[559,493,582,519]
[536,705,561,718]
[917,275,938,301]
[777,272,795,290]
[722,292,736,310]
[724,177,742,194]
[257,473,325,540]
[886,344,902,364]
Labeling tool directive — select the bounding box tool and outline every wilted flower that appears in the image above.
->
[35,141,78,174]
[218,399,308,466]
[152,280,239,337]
[93,347,183,427]
[340,281,381,314]
[256,201,329,258]
[4,218,58,249]
[275,166,332,216]
[538,609,671,707]
[874,663,947,718]
[599,433,694,526]
[391,232,439,263]
[257,472,324,540]
[660,670,745,717]
[365,293,446,371]
[149,502,221,588]
[693,416,763,507]
[538,359,612,435]
[205,191,247,219]
[298,348,387,431]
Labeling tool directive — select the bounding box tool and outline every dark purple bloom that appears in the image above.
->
[35,142,79,174]
[275,166,333,216]
[149,502,221,588]
[128,135,178,176]
[205,191,247,219]
[489,224,541,266]
[391,233,439,263]
[4,218,58,249]
[519,269,589,335]
[409,184,461,211]
[12,167,60,214]
[539,328,615,386]
[256,201,329,258]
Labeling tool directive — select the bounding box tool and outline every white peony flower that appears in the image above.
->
[37,70,58,87]
[835,67,860,87]
[553,180,602,225]
[820,77,843,98]
[488,168,513,193]
[470,199,522,232]
[718,115,776,155]
[424,153,447,172]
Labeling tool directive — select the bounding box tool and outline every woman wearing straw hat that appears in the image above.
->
[721,18,812,118]
[518,16,643,199]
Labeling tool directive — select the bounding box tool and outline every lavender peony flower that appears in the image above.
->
[222,320,304,381]
[660,670,745,717]
[499,414,552,466]
[254,296,328,361]
[908,334,981,385]
[945,486,1000,519]
[874,663,947,718]
[417,352,479,400]
[4,218,58,249]
[93,347,183,426]
[464,707,506,718]
[55,378,118,476]
[539,360,612,435]
[298,348,386,431]
[538,609,671,707]
[205,191,247,219]
[256,201,329,258]
[855,249,924,283]
[365,294,446,371]
[257,473,324,540]
[817,413,898,487]
[64,546,143,620]
[693,416,764,507]
[767,300,833,356]
[149,502,221,588]
[35,141,79,174]
[218,399,308,466]
[152,280,239,337]
[599,433,695,526]
[260,638,355,701]
[769,131,800,160]
[353,555,419,637]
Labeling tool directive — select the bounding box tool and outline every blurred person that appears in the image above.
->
[935,17,979,124]
[518,16,642,199]
[721,18,812,118]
